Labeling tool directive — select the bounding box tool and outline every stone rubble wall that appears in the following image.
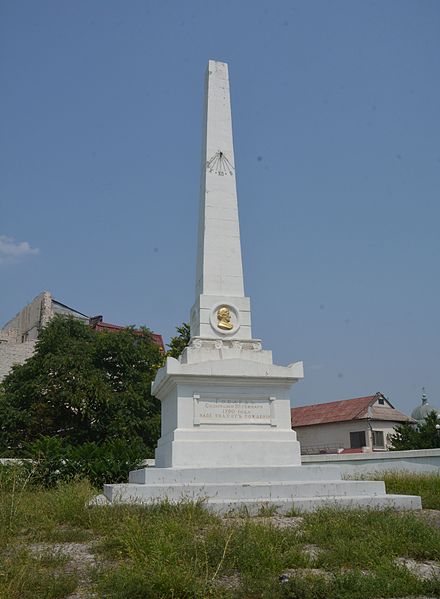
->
[0,291,53,381]
[0,336,36,381]
[2,291,53,341]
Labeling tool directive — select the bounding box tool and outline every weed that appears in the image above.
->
[257,502,279,517]
[43,527,94,543]
[301,507,440,568]
[0,547,78,599]
[345,471,440,510]
[2,477,440,598]
[382,472,440,510]
[286,505,301,517]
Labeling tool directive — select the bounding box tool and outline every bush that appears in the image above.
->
[23,436,148,488]
[390,411,440,450]
[0,316,163,453]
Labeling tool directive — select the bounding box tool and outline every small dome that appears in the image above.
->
[411,388,438,423]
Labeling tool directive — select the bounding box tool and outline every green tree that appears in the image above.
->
[389,411,440,450]
[166,322,191,359]
[0,316,163,455]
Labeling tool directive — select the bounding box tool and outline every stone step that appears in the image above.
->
[206,494,422,514]
[103,479,386,503]
[128,465,342,485]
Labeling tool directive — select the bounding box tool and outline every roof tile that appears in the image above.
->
[291,395,412,427]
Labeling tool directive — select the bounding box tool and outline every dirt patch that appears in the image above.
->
[213,572,241,590]
[414,509,440,529]
[302,543,323,561]
[394,557,440,580]
[225,515,305,529]
[340,566,371,576]
[279,567,333,582]
[29,542,97,569]
[28,541,101,598]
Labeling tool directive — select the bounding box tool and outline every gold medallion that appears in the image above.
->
[217,306,233,330]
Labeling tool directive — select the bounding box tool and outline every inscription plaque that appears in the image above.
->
[193,396,275,425]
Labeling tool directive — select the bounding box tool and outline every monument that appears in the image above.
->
[101,61,421,512]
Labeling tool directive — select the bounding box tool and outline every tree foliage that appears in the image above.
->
[23,435,147,488]
[166,322,191,359]
[389,411,440,450]
[0,316,163,455]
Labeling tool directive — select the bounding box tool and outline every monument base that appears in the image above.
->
[98,342,422,512]
[155,429,301,469]
[151,340,304,469]
[100,464,421,512]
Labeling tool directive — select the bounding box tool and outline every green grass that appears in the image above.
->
[1,466,440,598]
[383,471,440,510]
[0,545,78,599]
[346,471,440,510]
[302,507,440,566]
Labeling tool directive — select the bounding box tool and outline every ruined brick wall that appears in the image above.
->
[0,291,90,382]
[0,292,53,381]
[2,292,53,341]
[0,331,36,381]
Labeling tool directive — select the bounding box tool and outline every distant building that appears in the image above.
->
[2,291,89,343]
[0,291,164,381]
[291,393,414,455]
[89,315,164,348]
[411,388,438,425]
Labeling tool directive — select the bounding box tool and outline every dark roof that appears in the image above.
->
[90,319,164,350]
[52,299,89,318]
[291,393,413,427]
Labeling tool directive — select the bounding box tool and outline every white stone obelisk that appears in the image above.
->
[191,60,251,341]
[100,61,421,514]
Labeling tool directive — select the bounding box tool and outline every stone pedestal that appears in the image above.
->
[153,340,303,469]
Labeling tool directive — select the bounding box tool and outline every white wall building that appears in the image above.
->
[291,393,414,455]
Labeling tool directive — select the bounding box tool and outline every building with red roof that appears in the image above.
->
[291,393,414,455]
[89,316,164,349]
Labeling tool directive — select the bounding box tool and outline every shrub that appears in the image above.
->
[23,435,147,488]
[0,316,163,453]
[390,411,440,450]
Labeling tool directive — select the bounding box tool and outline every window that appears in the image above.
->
[372,430,385,448]
[378,397,385,405]
[350,431,366,449]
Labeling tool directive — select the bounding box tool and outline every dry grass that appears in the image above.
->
[1,466,440,598]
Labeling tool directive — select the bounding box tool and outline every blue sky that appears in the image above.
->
[1,1,439,415]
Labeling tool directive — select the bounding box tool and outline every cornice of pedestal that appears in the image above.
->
[151,355,304,400]
[178,336,272,366]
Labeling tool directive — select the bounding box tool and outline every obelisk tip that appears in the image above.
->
[207,60,229,75]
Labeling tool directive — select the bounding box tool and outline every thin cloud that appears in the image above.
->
[0,235,40,264]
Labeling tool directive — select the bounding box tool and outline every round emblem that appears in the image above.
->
[210,303,240,335]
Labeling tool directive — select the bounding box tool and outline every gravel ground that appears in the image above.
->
[24,509,440,598]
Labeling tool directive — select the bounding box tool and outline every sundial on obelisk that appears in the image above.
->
[206,150,235,176]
